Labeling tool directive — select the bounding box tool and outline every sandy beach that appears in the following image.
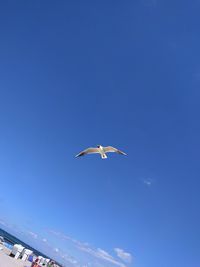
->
[0,245,31,267]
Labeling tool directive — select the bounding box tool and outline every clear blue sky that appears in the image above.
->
[0,1,200,267]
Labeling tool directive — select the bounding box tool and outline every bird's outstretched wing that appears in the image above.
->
[104,146,127,155]
[75,147,99,157]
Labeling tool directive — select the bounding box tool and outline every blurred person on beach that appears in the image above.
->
[31,257,39,267]
[47,260,55,266]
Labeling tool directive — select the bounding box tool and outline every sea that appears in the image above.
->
[0,227,48,258]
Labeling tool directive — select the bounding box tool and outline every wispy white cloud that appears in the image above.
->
[114,248,132,263]
[97,248,114,260]
[0,219,7,227]
[54,248,59,253]
[143,178,153,187]
[62,254,79,266]
[27,231,38,239]
[49,230,127,267]
[78,246,126,267]
[48,229,60,236]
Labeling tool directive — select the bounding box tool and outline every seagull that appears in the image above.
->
[75,145,127,159]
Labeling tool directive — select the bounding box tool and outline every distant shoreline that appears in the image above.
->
[0,228,48,258]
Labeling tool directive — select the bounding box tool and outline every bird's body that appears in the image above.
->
[75,145,126,159]
[97,145,107,159]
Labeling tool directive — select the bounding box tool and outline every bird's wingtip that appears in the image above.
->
[119,150,127,156]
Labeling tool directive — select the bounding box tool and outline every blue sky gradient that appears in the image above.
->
[0,1,200,266]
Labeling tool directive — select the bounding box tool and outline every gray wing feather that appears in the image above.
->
[75,147,99,157]
[104,146,127,155]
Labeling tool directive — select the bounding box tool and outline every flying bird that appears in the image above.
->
[75,145,127,159]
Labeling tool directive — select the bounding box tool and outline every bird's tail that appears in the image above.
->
[101,153,107,159]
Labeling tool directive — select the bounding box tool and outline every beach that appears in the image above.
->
[0,245,31,267]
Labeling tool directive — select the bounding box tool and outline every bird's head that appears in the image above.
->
[97,145,101,148]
